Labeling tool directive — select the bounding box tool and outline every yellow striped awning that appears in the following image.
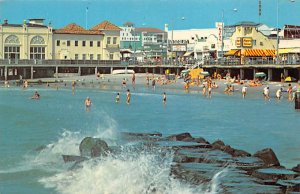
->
[224,49,240,56]
[243,49,275,57]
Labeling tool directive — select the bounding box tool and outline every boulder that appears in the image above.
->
[79,137,109,158]
[166,133,192,141]
[292,164,300,173]
[211,140,225,150]
[220,145,235,156]
[188,137,210,144]
[233,149,251,157]
[253,148,280,167]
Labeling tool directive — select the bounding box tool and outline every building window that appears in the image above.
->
[82,41,86,47]
[30,46,45,60]
[253,40,257,46]
[97,54,101,60]
[90,54,94,60]
[113,37,117,44]
[90,41,93,47]
[211,44,216,49]
[4,46,20,59]
[75,54,79,60]
[67,40,70,46]
[75,41,78,46]
[82,54,86,60]
[97,41,101,47]
[260,42,263,46]
[57,40,60,46]
[107,37,111,44]
[109,53,113,60]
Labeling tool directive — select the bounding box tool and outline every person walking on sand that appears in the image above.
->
[242,85,247,99]
[85,97,92,111]
[126,89,131,104]
[163,92,167,105]
[116,92,120,103]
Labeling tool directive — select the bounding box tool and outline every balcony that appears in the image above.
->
[106,44,120,49]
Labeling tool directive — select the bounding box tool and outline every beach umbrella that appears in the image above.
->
[200,71,210,76]
[285,76,297,82]
[254,72,266,78]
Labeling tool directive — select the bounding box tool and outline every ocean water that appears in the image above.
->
[0,83,299,194]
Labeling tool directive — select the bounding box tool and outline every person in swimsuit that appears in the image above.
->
[85,97,92,111]
[126,89,131,104]
[163,92,167,105]
[116,93,120,103]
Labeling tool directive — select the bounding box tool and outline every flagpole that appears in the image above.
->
[85,7,88,29]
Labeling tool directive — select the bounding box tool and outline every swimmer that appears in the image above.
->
[116,92,120,103]
[276,88,282,100]
[85,97,92,110]
[31,91,40,100]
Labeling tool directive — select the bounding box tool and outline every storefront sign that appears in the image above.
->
[236,38,241,47]
[216,22,223,44]
[172,45,186,52]
[242,37,252,48]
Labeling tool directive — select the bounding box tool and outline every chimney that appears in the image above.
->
[28,19,45,25]
[3,19,8,24]
[164,24,168,32]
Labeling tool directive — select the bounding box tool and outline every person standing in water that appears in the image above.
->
[276,88,282,101]
[72,81,76,95]
[132,73,136,88]
[163,92,167,105]
[116,92,120,103]
[242,85,247,99]
[85,97,92,111]
[126,89,131,104]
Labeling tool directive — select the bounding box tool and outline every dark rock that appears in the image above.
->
[122,132,162,137]
[253,148,280,167]
[252,168,297,180]
[211,140,225,150]
[79,137,109,158]
[220,145,235,156]
[165,133,192,141]
[233,149,251,157]
[62,155,87,163]
[187,137,210,144]
[292,164,300,173]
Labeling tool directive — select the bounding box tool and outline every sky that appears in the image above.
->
[0,0,300,30]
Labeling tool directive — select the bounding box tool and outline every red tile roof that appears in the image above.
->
[54,23,103,35]
[135,28,165,33]
[91,20,122,31]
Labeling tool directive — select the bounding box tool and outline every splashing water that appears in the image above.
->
[39,145,223,194]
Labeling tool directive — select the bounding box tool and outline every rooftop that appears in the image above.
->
[91,20,122,31]
[135,27,165,33]
[54,23,103,35]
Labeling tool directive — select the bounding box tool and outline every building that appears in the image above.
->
[0,19,53,61]
[91,20,122,60]
[120,22,167,63]
[53,23,104,60]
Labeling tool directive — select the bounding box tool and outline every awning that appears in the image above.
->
[183,52,194,57]
[279,48,293,54]
[243,49,275,57]
[291,48,300,53]
[224,49,240,56]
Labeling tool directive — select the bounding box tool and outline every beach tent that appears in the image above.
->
[285,76,297,82]
[200,71,210,77]
[254,72,266,78]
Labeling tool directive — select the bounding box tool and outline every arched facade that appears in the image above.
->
[4,35,21,59]
[30,36,46,60]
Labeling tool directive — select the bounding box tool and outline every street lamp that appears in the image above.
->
[221,8,238,60]
[170,17,185,64]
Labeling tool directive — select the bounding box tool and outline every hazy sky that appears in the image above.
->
[0,0,299,30]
